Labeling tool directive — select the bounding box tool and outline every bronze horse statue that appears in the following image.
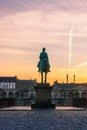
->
[40,59,49,83]
[37,48,50,83]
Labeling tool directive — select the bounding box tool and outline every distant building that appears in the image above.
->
[0,76,17,98]
[16,79,37,99]
[52,81,87,99]
[52,81,87,107]
[0,76,37,100]
[0,76,87,107]
[0,76,17,89]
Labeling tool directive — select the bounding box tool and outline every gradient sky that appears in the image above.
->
[0,0,87,84]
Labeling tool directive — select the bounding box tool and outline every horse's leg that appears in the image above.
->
[41,72,43,83]
[45,72,47,83]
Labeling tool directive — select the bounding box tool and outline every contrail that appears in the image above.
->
[69,26,73,69]
[72,62,87,69]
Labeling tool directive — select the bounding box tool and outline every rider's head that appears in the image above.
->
[42,47,46,52]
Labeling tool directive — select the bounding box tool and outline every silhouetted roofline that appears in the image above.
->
[0,76,17,82]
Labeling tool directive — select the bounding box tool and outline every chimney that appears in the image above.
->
[73,75,75,83]
[66,74,69,84]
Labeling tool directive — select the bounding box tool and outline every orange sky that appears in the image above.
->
[0,1,87,84]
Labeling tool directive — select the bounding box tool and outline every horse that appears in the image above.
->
[39,59,50,83]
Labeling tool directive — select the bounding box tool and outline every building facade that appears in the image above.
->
[16,79,37,99]
[0,76,17,98]
[0,77,87,107]
[0,77,37,99]
[52,81,87,107]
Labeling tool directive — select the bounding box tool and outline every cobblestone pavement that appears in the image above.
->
[0,109,87,130]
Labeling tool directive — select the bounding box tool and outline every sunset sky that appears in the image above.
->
[0,0,87,84]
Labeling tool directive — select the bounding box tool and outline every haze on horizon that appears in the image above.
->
[0,0,87,84]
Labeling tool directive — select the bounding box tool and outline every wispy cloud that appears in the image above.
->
[72,62,87,70]
[69,26,73,69]
[0,0,87,17]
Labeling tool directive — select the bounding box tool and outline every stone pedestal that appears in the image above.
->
[31,83,55,109]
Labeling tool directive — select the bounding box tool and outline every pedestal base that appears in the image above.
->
[31,83,55,109]
[31,101,55,109]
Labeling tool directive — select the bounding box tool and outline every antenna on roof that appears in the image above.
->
[73,75,75,84]
[66,74,69,84]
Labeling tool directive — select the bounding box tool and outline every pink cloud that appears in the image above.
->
[0,0,87,17]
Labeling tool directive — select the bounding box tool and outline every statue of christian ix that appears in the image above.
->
[37,47,50,83]
[31,47,55,109]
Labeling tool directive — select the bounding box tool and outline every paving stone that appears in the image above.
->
[0,109,87,130]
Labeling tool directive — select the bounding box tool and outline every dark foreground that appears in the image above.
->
[0,108,87,130]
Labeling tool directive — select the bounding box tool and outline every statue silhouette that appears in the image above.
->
[37,48,50,83]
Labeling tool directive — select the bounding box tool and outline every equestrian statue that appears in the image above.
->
[37,48,50,83]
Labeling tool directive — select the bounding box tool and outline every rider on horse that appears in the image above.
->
[37,48,50,72]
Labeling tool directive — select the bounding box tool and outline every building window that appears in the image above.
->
[1,92,7,98]
[68,92,74,98]
[74,92,79,98]
[60,91,66,98]
[30,93,34,99]
[8,92,14,98]
[15,92,20,98]
[82,92,86,98]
